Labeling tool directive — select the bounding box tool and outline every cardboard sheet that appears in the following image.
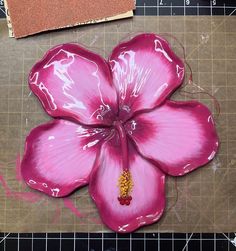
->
[3,0,133,38]
[0,16,235,233]
[5,0,134,38]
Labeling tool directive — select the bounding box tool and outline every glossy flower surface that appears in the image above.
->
[21,34,219,232]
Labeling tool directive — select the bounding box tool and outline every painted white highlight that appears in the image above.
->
[208,150,216,160]
[82,139,99,150]
[121,105,131,113]
[41,48,112,122]
[90,104,111,121]
[154,39,173,62]
[176,64,184,78]
[154,82,168,98]
[44,50,87,111]
[30,72,57,110]
[110,50,151,99]
[29,179,36,184]
[130,120,137,130]
[208,115,214,123]
[118,225,128,232]
[183,164,191,170]
[51,188,60,197]
[76,126,104,137]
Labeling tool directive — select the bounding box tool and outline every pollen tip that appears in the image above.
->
[117,170,133,206]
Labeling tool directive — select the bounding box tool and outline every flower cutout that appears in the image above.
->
[21,34,219,232]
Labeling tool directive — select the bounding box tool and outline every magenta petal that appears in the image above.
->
[21,119,110,197]
[29,43,117,125]
[125,100,219,176]
[109,33,185,120]
[89,138,165,233]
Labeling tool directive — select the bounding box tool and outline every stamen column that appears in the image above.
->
[113,121,133,206]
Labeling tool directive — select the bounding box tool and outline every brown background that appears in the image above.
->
[0,15,235,233]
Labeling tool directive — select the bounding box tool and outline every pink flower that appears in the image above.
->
[21,34,219,232]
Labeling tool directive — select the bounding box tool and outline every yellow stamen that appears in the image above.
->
[117,170,133,198]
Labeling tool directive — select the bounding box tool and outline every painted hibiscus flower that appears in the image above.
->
[21,34,219,232]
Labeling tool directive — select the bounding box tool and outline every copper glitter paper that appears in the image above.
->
[5,0,135,38]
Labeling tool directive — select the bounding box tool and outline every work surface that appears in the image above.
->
[0,15,235,233]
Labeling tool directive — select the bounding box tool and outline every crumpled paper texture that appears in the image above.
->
[0,16,235,232]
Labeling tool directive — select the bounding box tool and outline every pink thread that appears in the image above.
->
[63,198,84,218]
[15,154,23,182]
[52,203,62,224]
[0,172,42,203]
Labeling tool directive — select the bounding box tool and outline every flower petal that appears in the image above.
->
[125,100,219,176]
[29,43,117,125]
[109,33,184,120]
[21,119,110,197]
[89,137,165,233]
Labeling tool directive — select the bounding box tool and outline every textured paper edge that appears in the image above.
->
[3,0,133,38]
[52,10,134,37]
[3,0,14,37]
